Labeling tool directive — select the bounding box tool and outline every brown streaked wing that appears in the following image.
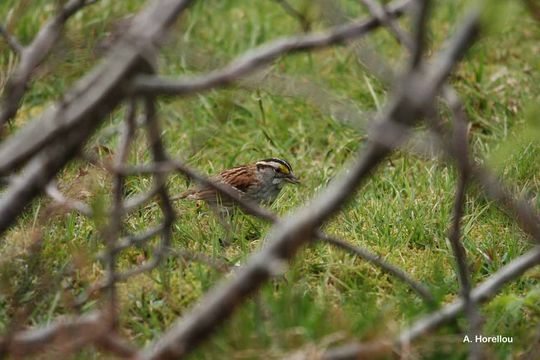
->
[216,165,259,193]
[181,165,259,205]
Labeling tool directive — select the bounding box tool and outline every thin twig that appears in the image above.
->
[137,13,479,358]
[272,0,311,31]
[471,165,540,243]
[45,180,93,216]
[435,88,540,244]
[119,158,434,304]
[359,0,414,50]
[0,0,100,131]
[410,0,430,69]
[0,24,23,54]
[0,312,102,356]
[444,87,483,358]
[110,224,166,254]
[523,0,540,23]
[322,234,435,304]
[0,0,195,236]
[398,246,540,345]
[130,0,412,96]
[103,100,137,326]
[322,246,540,359]
[140,96,176,272]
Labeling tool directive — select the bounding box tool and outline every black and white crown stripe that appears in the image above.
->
[257,158,293,173]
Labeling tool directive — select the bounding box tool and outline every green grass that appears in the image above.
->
[1,0,540,358]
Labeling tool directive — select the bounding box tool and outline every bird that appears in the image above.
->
[178,157,299,247]
[180,157,300,208]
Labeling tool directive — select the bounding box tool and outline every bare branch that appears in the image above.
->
[272,0,311,31]
[410,0,430,69]
[94,333,137,358]
[102,100,137,325]
[0,0,99,131]
[137,12,479,358]
[130,0,412,96]
[167,247,231,273]
[140,96,175,261]
[76,97,176,307]
[1,1,536,358]
[399,246,540,345]
[0,312,103,357]
[437,88,540,244]
[120,158,433,304]
[443,87,483,358]
[0,24,23,54]
[322,234,434,305]
[523,0,540,23]
[359,0,414,50]
[320,340,393,360]
[0,310,135,358]
[322,246,540,359]
[45,180,93,216]
[0,0,194,237]
[111,224,166,254]
[471,165,540,243]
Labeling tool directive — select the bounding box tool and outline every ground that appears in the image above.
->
[0,0,539,358]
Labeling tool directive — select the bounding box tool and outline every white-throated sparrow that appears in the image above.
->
[181,157,300,207]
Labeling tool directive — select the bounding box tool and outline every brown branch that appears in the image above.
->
[471,165,540,243]
[272,0,311,32]
[437,88,540,244]
[523,0,540,23]
[0,310,136,358]
[130,0,412,96]
[399,246,540,345]
[45,180,93,216]
[320,341,393,360]
[167,247,231,273]
[359,0,414,50]
[95,333,137,358]
[0,24,23,54]
[75,97,176,307]
[119,158,434,304]
[0,0,194,237]
[447,165,483,358]
[139,96,175,267]
[409,0,430,69]
[444,87,482,358]
[321,234,434,305]
[0,0,99,131]
[0,312,103,357]
[44,180,162,218]
[111,224,166,254]
[136,13,479,358]
[102,100,137,325]
[0,172,90,217]
[322,246,540,359]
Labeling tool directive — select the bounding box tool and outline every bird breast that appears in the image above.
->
[249,182,282,204]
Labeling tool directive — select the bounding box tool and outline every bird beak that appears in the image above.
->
[286,173,300,184]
